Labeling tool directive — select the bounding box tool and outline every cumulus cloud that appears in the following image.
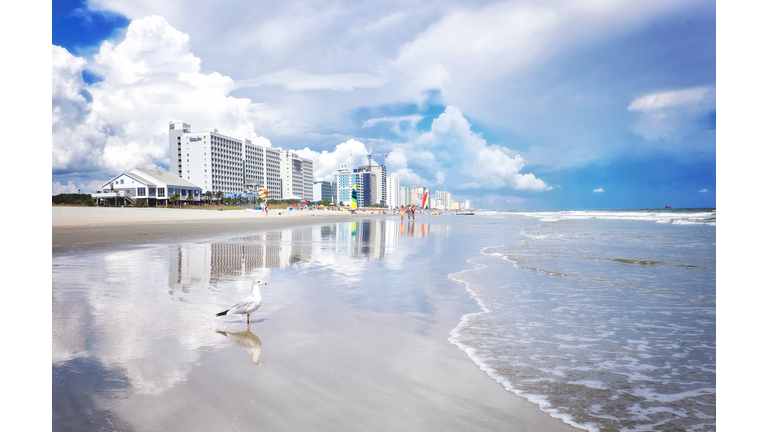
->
[627,86,715,140]
[593,188,604,193]
[403,106,551,191]
[52,16,290,190]
[52,179,106,195]
[294,139,371,182]
[292,106,550,192]
[698,189,708,193]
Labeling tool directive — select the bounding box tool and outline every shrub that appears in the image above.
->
[52,193,94,206]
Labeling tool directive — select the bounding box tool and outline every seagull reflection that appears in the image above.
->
[216,324,262,365]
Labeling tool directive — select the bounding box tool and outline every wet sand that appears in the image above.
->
[52,207,580,431]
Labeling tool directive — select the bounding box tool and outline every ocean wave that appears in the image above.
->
[509,210,716,226]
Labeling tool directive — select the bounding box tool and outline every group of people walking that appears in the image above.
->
[399,204,418,221]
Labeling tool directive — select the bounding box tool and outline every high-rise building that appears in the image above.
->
[353,166,377,207]
[168,121,313,201]
[386,177,400,208]
[432,190,453,210]
[411,185,426,208]
[399,186,411,206]
[280,150,314,200]
[369,165,387,205]
[335,165,357,206]
[313,180,336,202]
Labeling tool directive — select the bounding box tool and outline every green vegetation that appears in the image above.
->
[52,193,94,206]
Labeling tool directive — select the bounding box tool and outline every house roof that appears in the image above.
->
[130,168,202,189]
[100,172,153,189]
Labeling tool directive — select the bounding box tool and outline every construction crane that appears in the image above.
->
[351,147,388,168]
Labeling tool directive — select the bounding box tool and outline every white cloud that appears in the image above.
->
[362,115,424,137]
[53,179,106,195]
[627,87,711,112]
[698,189,708,193]
[87,0,700,148]
[294,139,371,182]
[593,188,604,193]
[53,16,291,180]
[52,2,713,199]
[293,106,550,192]
[236,68,387,92]
[627,86,715,140]
[403,106,551,191]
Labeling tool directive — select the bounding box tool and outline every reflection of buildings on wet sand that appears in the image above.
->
[327,219,449,259]
[170,228,314,288]
[169,221,450,289]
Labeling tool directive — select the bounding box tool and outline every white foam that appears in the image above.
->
[507,210,716,226]
[569,380,610,390]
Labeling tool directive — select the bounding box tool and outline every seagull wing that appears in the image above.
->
[227,295,261,315]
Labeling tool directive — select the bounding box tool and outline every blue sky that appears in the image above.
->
[51,0,716,210]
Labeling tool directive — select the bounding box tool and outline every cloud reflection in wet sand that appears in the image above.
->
[53,220,445,417]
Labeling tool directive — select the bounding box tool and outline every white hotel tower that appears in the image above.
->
[169,121,313,200]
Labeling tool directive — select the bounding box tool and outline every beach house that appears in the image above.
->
[92,168,203,207]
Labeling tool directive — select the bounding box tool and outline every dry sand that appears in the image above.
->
[53,206,383,251]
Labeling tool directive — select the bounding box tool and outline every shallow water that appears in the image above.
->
[449,211,716,431]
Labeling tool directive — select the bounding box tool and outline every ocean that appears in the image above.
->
[52,209,715,431]
[448,209,716,431]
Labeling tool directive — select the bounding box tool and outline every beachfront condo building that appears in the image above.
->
[280,150,314,200]
[335,165,357,207]
[399,186,411,206]
[313,180,337,203]
[386,176,400,208]
[410,186,428,208]
[353,166,379,207]
[369,164,387,205]
[168,121,313,201]
[431,190,453,210]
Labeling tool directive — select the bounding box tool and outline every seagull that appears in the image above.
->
[216,280,267,324]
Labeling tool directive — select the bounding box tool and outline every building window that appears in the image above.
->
[137,187,146,196]
[120,179,124,184]
[158,188,165,197]
[149,188,156,197]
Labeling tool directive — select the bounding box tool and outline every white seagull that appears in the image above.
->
[216,280,267,324]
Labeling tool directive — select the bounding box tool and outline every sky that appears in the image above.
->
[51,0,717,210]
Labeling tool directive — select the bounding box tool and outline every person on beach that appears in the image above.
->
[400,206,405,221]
[264,205,269,216]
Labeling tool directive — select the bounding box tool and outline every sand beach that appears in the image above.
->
[52,206,579,431]
[53,206,380,251]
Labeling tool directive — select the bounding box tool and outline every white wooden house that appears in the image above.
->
[93,168,203,206]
